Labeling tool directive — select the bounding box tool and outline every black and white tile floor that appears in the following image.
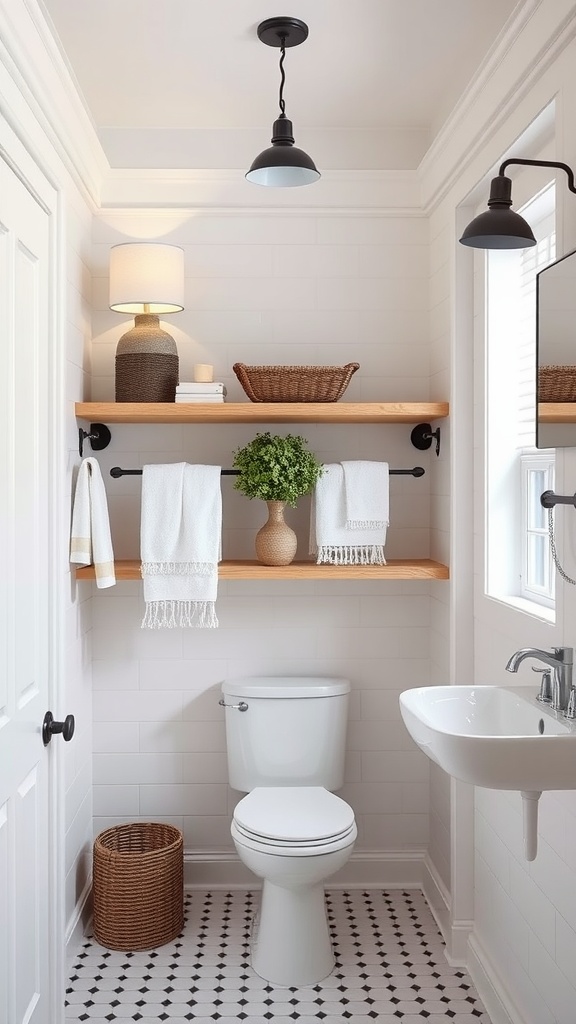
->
[66,889,491,1022]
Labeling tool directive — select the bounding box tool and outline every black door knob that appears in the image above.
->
[42,711,75,746]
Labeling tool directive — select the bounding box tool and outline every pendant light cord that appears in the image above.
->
[278,41,287,117]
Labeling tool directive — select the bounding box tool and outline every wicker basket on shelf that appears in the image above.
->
[233,362,360,403]
[538,365,576,403]
[93,822,184,950]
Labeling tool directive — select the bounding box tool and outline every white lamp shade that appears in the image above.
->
[109,243,185,314]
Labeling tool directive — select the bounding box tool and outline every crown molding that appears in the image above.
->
[99,167,422,213]
[99,125,429,175]
[0,0,108,206]
[419,0,576,213]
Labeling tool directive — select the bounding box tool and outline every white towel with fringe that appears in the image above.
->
[70,457,116,588]
[341,460,389,529]
[140,463,222,628]
[310,462,387,565]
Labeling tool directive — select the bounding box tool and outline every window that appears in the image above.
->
[485,184,555,614]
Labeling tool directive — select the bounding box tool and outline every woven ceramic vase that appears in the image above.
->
[115,313,179,403]
[255,501,297,566]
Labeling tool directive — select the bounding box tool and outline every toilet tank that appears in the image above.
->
[221,676,351,792]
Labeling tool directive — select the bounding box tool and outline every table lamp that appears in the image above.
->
[110,242,185,402]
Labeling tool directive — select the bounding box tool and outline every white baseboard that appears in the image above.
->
[65,875,92,956]
[184,852,255,889]
[422,854,451,943]
[422,855,472,965]
[467,933,524,1024]
[65,851,428,939]
[184,848,426,890]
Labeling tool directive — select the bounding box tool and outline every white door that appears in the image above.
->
[0,153,55,1022]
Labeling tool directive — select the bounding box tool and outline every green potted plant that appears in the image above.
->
[232,432,323,565]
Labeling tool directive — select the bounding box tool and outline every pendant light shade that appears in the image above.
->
[247,117,320,187]
[246,17,320,188]
[459,158,576,250]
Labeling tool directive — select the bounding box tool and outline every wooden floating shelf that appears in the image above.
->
[538,403,576,423]
[75,558,449,582]
[75,401,449,425]
[74,403,450,584]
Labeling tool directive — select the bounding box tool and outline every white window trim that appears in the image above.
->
[485,183,556,618]
[520,452,555,608]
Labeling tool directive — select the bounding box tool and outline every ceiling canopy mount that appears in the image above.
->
[256,17,309,48]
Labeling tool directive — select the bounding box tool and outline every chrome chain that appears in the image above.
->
[547,507,576,586]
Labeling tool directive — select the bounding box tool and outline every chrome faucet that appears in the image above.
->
[505,646,574,715]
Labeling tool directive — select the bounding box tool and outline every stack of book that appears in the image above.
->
[175,382,227,403]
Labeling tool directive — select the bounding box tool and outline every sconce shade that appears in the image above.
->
[109,243,185,313]
[110,243,184,403]
[460,174,537,249]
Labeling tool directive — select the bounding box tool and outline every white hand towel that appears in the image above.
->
[309,463,387,565]
[140,463,222,628]
[69,457,116,588]
[341,461,389,529]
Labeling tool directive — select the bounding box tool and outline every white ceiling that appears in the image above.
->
[39,0,520,170]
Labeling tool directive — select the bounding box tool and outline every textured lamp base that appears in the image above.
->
[115,314,179,403]
[115,352,179,402]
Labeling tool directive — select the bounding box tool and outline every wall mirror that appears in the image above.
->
[537,247,576,448]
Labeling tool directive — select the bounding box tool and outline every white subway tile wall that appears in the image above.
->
[90,209,436,857]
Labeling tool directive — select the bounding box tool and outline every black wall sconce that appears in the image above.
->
[459,158,576,249]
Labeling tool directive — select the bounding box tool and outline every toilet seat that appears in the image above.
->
[232,786,357,855]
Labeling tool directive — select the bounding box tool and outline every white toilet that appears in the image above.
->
[220,675,357,987]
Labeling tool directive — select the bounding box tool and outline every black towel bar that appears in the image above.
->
[110,466,426,479]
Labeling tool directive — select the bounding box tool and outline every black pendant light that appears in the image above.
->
[460,158,576,249]
[246,17,320,188]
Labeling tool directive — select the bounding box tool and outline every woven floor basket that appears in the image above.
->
[93,823,184,950]
[233,362,359,402]
[538,365,576,403]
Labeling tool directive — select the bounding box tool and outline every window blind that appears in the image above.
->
[516,189,555,449]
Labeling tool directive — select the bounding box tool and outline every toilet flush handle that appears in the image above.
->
[218,698,249,712]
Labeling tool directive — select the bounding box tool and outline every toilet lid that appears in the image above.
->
[233,787,355,844]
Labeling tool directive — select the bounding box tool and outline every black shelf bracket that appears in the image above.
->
[78,422,112,458]
[410,422,441,457]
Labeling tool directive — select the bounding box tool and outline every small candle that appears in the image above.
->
[193,363,214,383]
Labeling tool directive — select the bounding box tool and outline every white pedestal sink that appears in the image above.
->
[399,685,576,859]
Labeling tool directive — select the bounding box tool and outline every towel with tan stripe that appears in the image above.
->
[70,457,116,588]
